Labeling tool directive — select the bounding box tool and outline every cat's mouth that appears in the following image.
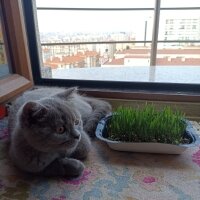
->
[60,140,77,146]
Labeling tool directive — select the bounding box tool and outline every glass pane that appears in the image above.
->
[36,0,155,9]
[0,13,10,79]
[36,1,155,80]
[158,10,200,41]
[161,0,200,8]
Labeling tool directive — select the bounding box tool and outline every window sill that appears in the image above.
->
[78,89,200,121]
[80,88,200,102]
[52,66,200,84]
[34,85,200,121]
[39,66,200,103]
[0,74,33,104]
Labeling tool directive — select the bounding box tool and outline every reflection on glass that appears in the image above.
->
[0,13,10,78]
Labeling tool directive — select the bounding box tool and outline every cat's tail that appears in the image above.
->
[81,96,112,137]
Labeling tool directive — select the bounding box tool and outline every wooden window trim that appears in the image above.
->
[0,74,32,103]
[0,0,33,104]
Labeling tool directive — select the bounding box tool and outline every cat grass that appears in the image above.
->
[108,105,188,144]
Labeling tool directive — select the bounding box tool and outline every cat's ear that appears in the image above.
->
[53,87,78,99]
[21,101,48,126]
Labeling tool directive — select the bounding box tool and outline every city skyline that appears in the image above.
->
[40,15,200,70]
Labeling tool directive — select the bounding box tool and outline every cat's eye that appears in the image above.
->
[56,126,65,134]
[74,119,80,125]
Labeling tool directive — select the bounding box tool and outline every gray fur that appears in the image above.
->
[8,87,111,177]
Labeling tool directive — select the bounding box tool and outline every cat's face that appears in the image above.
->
[19,98,82,153]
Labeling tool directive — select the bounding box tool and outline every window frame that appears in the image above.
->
[22,0,200,102]
[0,0,33,104]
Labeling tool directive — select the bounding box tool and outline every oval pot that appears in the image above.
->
[95,115,200,154]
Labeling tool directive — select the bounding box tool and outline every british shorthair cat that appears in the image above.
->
[8,87,111,177]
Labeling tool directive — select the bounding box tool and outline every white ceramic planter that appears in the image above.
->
[95,115,200,155]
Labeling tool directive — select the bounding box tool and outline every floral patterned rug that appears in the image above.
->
[0,117,200,200]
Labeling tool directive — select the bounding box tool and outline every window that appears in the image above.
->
[22,0,200,100]
[32,0,155,82]
[0,0,33,103]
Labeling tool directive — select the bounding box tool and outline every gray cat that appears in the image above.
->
[8,87,111,177]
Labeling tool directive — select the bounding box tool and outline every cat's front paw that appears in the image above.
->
[62,158,85,177]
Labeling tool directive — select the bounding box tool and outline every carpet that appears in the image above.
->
[0,117,200,200]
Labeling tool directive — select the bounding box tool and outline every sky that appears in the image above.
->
[36,0,200,8]
[36,10,153,34]
[35,0,200,40]
[36,0,155,8]
[36,0,154,35]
